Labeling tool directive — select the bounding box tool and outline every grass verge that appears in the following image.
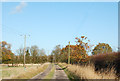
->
[43,64,55,80]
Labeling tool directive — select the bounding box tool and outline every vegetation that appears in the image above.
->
[49,36,91,64]
[12,63,49,79]
[1,35,120,79]
[58,63,116,80]
[0,41,14,64]
[60,44,88,64]
[92,43,112,55]
[48,36,120,79]
[49,45,61,63]
[1,41,48,64]
[90,52,120,77]
[15,46,47,64]
[2,64,46,79]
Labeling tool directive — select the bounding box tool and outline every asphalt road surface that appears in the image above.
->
[53,65,69,81]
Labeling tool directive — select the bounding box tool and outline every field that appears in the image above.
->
[1,63,49,79]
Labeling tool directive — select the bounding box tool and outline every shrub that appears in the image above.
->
[89,52,120,77]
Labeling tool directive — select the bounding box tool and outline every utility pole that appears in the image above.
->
[24,35,26,68]
[47,50,49,62]
[20,35,30,69]
[68,41,70,64]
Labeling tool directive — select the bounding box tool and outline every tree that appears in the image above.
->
[39,48,46,56]
[60,45,88,64]
[0,41,14,64]
[73,36,90,63]
[48,54,54,63]
[39,48,47,63]
[16,48,24,63]
[92,43,112,55]
[26,48,30,63]
[30,46,47,63]
[51,45,61,63]
[30,45,39,63]
[0,46,2,63]
[60,36,90,64]
[40,55,47,63]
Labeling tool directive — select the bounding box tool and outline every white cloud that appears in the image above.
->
[11,2,27,14]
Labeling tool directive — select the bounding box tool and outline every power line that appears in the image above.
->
[1,24,24,35]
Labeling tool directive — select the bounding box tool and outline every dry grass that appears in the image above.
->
[2,65,34,79]
[12,63,49,79]
[2,63,49,79]
[59,63,116,80]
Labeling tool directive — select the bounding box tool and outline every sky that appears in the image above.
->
[2,2,118,55]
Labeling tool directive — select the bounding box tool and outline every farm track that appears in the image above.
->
[29,64,69,81]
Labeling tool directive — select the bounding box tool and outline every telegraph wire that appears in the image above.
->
[1,24,24,36]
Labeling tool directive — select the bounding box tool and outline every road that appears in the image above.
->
[30,64,69,81]
[53,65,69,81]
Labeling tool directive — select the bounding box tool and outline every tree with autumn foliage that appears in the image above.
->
[60,36,91,64]
[0,41,14,64]
[92,43,112,55]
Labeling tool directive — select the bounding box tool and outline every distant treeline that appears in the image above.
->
[0,41,48,64]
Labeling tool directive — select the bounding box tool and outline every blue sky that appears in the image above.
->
[2,2,118,55]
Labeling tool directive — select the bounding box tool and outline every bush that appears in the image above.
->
[89,52,120,77]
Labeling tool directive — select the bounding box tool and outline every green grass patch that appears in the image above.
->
[43,64,55,80]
